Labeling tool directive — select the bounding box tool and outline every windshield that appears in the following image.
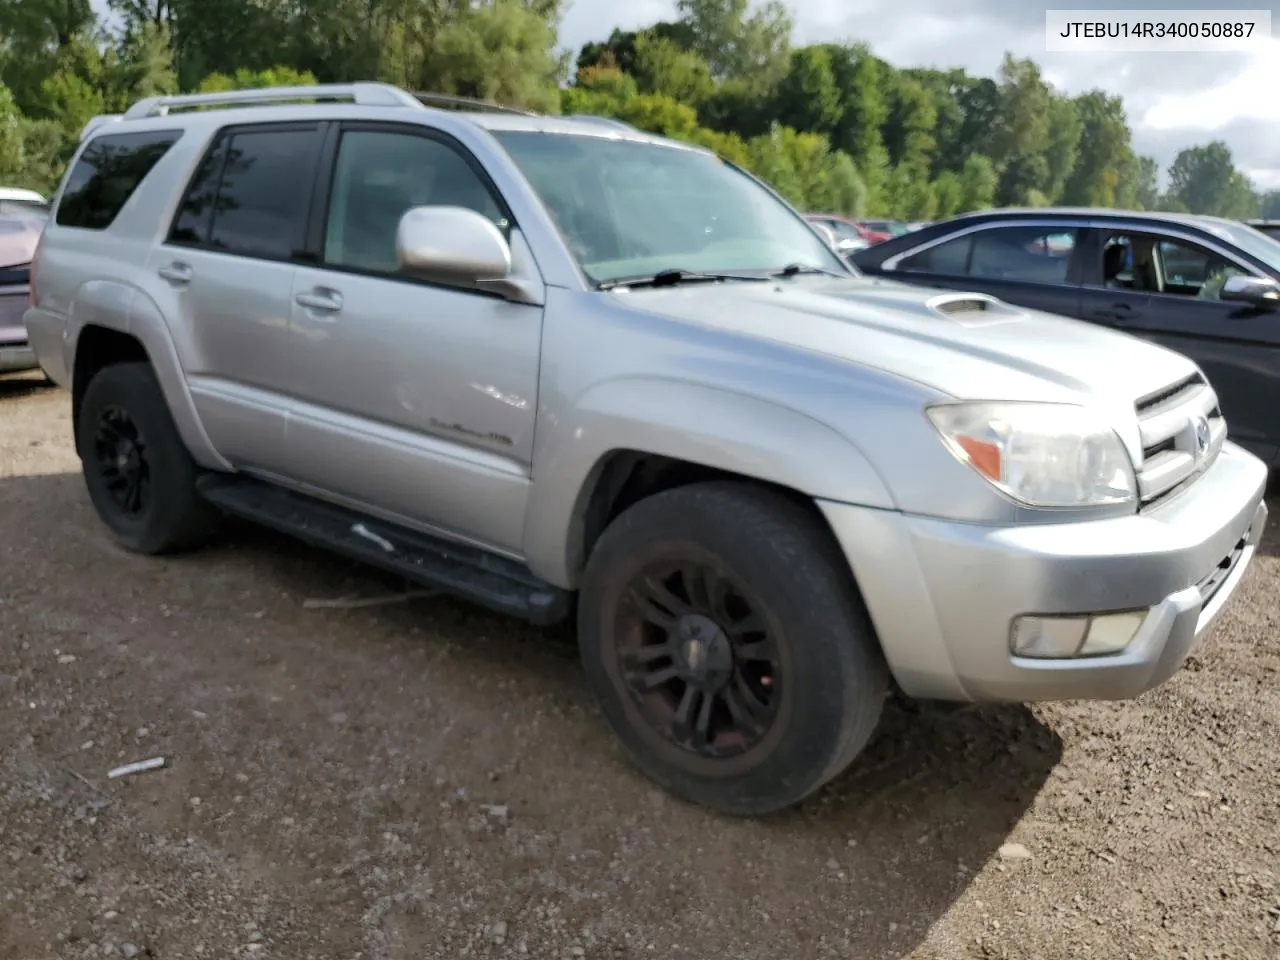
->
[490,130,849,284]
[1207,220,1280,273]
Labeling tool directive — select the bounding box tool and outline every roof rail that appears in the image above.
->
[122,82,424,120]
[79,114,124,141]
[410,91,539,116]
[562,115,637,131]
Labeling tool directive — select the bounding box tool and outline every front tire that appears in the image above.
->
[578,481,888,816]
[77,361,216,554]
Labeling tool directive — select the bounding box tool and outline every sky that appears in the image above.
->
[554,0,1280,190]
[87,0,1280,190]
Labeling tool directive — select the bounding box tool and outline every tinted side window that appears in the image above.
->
[169,139,227,245]
[206,127,322,260]
[899,235,972,275]
[323,129,507,276]
[55,130,181,230]
[968,226,1077,283]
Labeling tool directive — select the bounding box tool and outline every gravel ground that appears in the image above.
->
[2,368,1279,960]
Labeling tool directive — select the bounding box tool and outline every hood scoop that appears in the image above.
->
[925,292,1023,327]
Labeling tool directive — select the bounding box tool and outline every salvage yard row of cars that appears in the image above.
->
[4,84,1278,815]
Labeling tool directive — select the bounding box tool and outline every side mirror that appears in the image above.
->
[396,206,512,286]
[1220,274,1280,309]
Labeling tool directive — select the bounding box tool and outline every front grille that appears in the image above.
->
[1133,372,1225,507]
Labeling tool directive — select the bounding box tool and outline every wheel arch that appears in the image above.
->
[522,378,897,588]
[68,286,229,470]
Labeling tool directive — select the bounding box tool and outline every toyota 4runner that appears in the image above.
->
[25,83,1268,815]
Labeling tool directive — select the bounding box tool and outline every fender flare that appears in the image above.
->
[521,376,897,587]
[68,281,230,471]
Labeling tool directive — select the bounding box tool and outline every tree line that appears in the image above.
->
[1,0,1277,222]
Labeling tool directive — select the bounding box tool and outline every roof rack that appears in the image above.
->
[562,115,637,131]
[411,92,538,116]
[122,82,424,120]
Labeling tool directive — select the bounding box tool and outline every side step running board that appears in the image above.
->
[196,474,572,626]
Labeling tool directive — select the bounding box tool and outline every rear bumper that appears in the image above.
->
[819,440,1268,703]
[0,341,36,373]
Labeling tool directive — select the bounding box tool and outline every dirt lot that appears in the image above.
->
[1,369,1278,960]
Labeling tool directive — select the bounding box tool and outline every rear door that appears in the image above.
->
[149,120,327,473]
[1077,225,1280,462]
[884,221,1086,320]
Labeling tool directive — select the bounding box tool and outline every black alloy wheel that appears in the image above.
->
[92,405,152,518]
[578,481,889,816]
[615,559,782,764]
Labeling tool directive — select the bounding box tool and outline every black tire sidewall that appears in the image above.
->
[77,362,209,554]
[578,482,887,815]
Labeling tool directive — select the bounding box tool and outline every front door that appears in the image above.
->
[275,123,545,554]
[150,121,327,473]
[1078,227,1280,462]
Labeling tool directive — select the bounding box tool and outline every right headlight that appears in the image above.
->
[926,401,1137,508]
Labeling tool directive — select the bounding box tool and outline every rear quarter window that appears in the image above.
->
[55,129,182,230]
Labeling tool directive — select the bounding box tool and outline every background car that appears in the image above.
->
[0,203,46,375]
[1245,219,1280,240]
[0,186,49,218]
[804,213,874,254]
[858,219,912,241]
[852,207,1280,465]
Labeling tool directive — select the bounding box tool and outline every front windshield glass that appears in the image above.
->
[1207,220,1280,273]
[490,130,849,284]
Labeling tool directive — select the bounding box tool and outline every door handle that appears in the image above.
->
[1092,302,1137,322]
[157,261,193,285]
[295,289,344,314]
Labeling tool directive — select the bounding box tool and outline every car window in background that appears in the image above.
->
[1210,221,1280,273]
[491,131,847,283]
[898,235,972,275]
[968,226,1077,283]
[1156,238,1248,300]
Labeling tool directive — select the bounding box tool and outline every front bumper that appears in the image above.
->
[819,440,1268,703]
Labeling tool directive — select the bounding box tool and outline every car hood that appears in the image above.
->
[0,215,40,269]
[614,275,1199,408]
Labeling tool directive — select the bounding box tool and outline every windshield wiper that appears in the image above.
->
[597,268,773,291]
[772,263,850,279]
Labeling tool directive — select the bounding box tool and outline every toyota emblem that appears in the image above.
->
[1193,416,1210,455]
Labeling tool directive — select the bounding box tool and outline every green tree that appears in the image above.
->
[1043,95,1082,202]
[1165,141,1259,218]
[825,43,890,213]
[987,54,1051,172]
[1260,190,1280,219]
[958,153,998,210]
[1061,91,1131,207]
[675,0,791,91]
[932,169,965,218]
[1134,155,1160,210]
[414,0,567,112]
[770,46,840,136]
[630,30,714,107]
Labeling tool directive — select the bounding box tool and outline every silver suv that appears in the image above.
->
[25,83,1268,815]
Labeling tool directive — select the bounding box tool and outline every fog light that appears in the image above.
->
[1079,611,1146,656]
[1010,615,1089,658]
[1011,611,1148,659]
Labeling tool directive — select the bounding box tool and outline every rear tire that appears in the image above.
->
[77,361,217,554]
[577,481,888,815]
